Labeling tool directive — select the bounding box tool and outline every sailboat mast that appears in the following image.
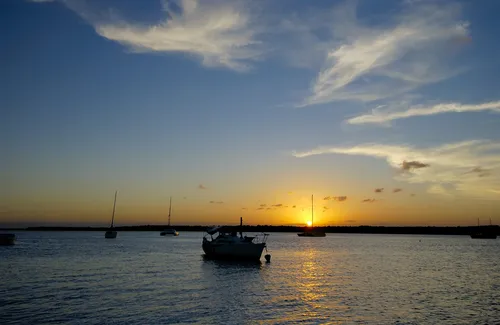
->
[168,196,172,226]
[111,190,117,228]
[311,194,314,227]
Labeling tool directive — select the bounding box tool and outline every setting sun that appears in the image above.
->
[306,221,312,227]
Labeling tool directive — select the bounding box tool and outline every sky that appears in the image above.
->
[2,0,500,227]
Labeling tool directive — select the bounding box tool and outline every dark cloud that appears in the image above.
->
[272,204,283,207]
[467,167,490,177]
[260,204,267,207]
[241,208,247,210]
[266,207,272,210]
[393,188,403,193]
[362,198,376,203]
[323,206,329,210]
[257,207,265,210]
[375,188,384,193]
[198,184,207,190]
[324,196,347,202]
[410,193,416,197]
[209,201,223,204]
[292,205,296,208]
[401,160,430,171]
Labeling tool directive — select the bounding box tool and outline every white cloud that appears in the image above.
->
[302,1,470,105]
[66,0,262,71]
[347,100,500,125]
[293,140,500,199]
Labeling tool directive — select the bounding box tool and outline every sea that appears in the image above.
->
[1,231,499,324]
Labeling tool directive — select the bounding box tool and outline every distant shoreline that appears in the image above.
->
[2,225,499,236]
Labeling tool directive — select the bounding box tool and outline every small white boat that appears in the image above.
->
[105,191,118,239]
[160,196,179,236]
[202,218,270,261]
[0,233,16,245]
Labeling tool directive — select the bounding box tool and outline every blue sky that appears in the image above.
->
[2,0,500,226]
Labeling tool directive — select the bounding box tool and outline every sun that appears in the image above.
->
[306,220,312,227]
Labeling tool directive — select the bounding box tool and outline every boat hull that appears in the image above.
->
[202,242,266,261]
[105,230,117,239]
[298,232,326,237]
[0,234,16,245]
[470,234,497,239]
[160,229,179,236]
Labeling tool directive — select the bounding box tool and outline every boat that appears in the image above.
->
[202,217,270,261]
[298,194,326,237]
[160,196,179,236]
[470,218,497,239]
[104,191,118,239]
[0,233,16,245]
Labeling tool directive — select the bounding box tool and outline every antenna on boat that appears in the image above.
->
[168,196,172,226]
[111,190,117,228]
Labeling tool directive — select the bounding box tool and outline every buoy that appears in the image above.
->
[265,254,271,262]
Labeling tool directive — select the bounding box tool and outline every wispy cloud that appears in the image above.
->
[428,184,453,197]
[393,188,403,193]
[302,1,469,105]
[294,140,500,198]
[209,200,224,204]
[375,188,384,193]
[272,203,283,207]
[63,0,262,71]
[198,184,207,190]
[362,198,376,203]
[348,101,500,125]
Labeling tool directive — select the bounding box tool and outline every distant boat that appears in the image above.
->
[160,196,179,236]
[470,218,497,239]
[0,233,16,245]
[105,191,118,239]
[202,217,270,261]
[298,194,326,237]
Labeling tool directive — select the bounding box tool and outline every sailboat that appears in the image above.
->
[104,191,118,239]
[160,196,179,236]
[470,218,497,239]
[298,194,326,237]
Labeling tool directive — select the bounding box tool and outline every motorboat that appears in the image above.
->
[202,218,270,261]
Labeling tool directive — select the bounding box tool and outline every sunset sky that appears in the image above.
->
[3,0,500,227]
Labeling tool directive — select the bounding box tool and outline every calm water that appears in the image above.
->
[1,231,499,324]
